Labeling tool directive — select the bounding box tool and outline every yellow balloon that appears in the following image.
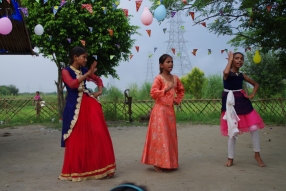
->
[253,50,261,64]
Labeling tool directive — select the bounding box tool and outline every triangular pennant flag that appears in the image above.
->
[89,27,93,32]
[60,0,67,7]
[99,42,103,48]
[225,49,228,53]
[135,0,142,12]
[266,5,272,12]
[246,8,253,16]
[110,55,115,60]
[122,9,128,17]
[219,9,224,16]
[192,49,198,56]
[154,47,157,52]
[201,22,206,27]
[146,29,151,37]
[115,44,120,48]
[135,46,139,52]
[102,7,107,14]
[19,7,28,17]
[171,48,175,55]
[221,50,225,54]
[112,3,117,10]
[177,53,181,57]
[93,55,97,59]
[80,40,86,47]
[189,12,194,20]
[180,26,185,30]
[129,54,133,59]
[148,54,153,58]
[107,29,113,36]
[182,0,187,5]
[67,38,71,43]
[82,4,93,14]
[208,49,211,55]
[44,0,48,4]
[163,28,167,33]
[53,6,59,15]
[171,11,176,18]
[157,0,161,5]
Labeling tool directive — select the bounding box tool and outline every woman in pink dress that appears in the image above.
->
[141,54,185,172]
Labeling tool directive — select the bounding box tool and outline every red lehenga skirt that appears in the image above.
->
[59,94,116,181]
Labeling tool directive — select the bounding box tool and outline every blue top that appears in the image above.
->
[61,66,88,147]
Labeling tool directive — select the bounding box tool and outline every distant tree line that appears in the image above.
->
[0,85,19,96]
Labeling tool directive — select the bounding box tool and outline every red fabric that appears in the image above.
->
[62,69,79,88]
[220,110,265,136]
[59,94,116,181]
[87,74,104,87]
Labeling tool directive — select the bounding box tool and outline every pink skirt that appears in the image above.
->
[220,110,264,136]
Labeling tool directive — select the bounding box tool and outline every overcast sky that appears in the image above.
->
[0,1,245,93]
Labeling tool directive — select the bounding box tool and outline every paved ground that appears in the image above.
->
[0,123,286,191]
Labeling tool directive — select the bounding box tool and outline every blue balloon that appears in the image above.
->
[154,4,167,21]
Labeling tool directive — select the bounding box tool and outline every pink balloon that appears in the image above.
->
[0,17,13,35]
[141,7,153,26]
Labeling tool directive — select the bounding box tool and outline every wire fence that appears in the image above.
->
[0,98,285,125]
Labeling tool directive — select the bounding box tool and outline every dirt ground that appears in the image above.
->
[0,123,286,191]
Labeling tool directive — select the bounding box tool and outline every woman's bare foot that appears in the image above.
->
[154,165,163,173]
[255,152,266,167]
[224,158,234,167]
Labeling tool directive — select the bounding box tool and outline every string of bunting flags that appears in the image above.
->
[0,0,277,62]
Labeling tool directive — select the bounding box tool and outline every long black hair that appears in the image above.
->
[69,46,87,65]
[159,54,172,74]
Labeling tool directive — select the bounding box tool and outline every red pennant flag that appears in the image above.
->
[130,54,133,59]
[189,12,194,20]
[266,5,272,12]
[221,50,225,54]
[171,48,175,55]
[107,29,113,36]
[201,22,206,27]
[245,47,251,52]
[122,9,128,17]
[82,4,93,14]
[146,30,151,37]
[182,0,187,5]
[80,40,86,47]
[192,49,198,56]
[135,1,142,12]
[135,46,139,52]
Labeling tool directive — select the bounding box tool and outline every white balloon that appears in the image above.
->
[34,24,44,35]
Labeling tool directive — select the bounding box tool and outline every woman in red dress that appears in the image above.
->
[58,47,116,181]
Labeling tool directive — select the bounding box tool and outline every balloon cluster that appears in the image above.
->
[0,17,13,35]
[141,3,167,26]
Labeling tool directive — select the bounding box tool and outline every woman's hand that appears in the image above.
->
[86,60,97,76]
[227,51,233,62]
[93,91,102,98]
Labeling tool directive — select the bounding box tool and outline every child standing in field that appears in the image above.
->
[141,54,185,172]
[221,51,266,167]
[58,47,116,181]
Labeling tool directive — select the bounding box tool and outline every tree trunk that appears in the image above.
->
[55,66,65,118]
